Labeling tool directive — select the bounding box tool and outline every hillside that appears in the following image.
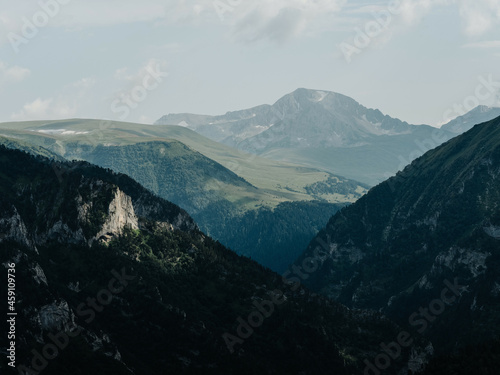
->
[72,140,257,215]
[0,146,425,374]
[0,136,65,161]
[0,118,366,203]
[0,120,367,271]
[297,116,500,356]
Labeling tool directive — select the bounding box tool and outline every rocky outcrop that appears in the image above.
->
[38,300,75,332]
[432,247,490,278]
[0,206,32,248]
[95,188,139,243]
[32,262,48,286]
[484,224,500,239]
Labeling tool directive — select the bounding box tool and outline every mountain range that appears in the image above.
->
[156,88,423,147]
[156,88,500,185]
[1,87,500,374]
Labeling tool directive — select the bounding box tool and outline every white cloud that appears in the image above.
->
[397,0,458,26]
[344,4,390,15]
[152,0,348,43]
[335,0,453,57]
[459,0,500,36]
[0,61,30,83]
[11,98,54,121]
[138,115,153,124]
[10,77,95,121]
[232,6,307,43]
[0,12,18,46]
[11,97,77,121]
[226,0,347,43]
[344,0,500,37]
[0,0,348,47]
[0,0,498,49]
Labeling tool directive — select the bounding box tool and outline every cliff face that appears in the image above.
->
[94,189,139,243]
[1,180,185,249]
[0,206,32,248]
[0,151,196,252]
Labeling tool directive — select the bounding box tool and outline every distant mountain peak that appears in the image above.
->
[156,88,415,149]
[283,88,357,106]
[442,105,500,134]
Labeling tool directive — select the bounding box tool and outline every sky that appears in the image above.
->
[0,0,499,126]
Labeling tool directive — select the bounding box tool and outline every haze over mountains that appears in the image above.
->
[156,88,500,185]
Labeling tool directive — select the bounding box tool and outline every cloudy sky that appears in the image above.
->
[1,0,499,126]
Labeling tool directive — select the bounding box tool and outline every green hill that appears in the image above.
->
[0,119,367,271]
[0,118,367,204]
